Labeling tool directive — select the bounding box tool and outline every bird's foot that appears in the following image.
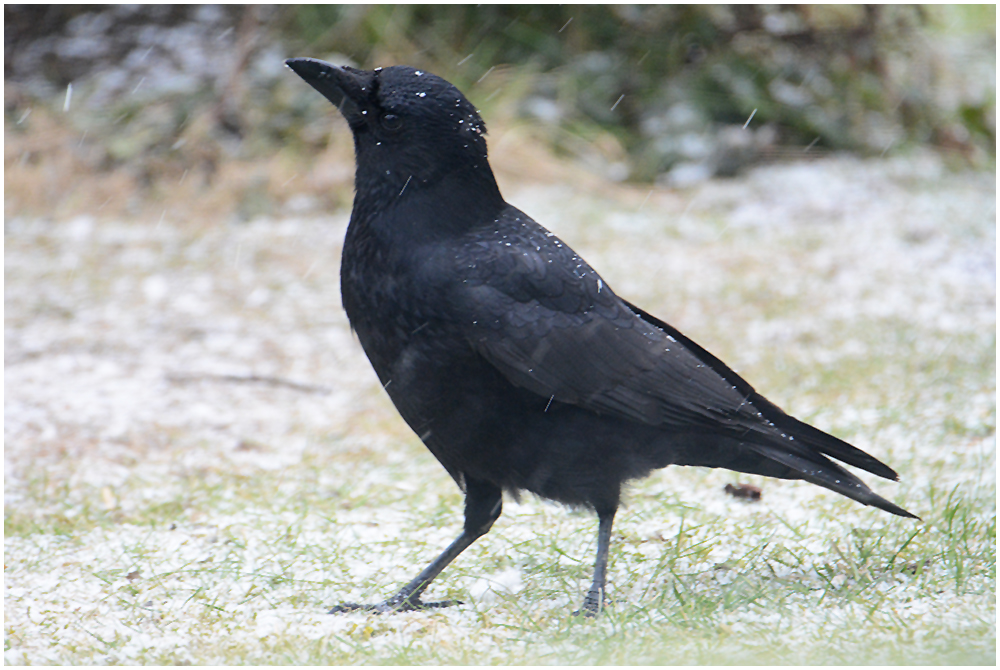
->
[329,595,462,615]
[572,591,610,618]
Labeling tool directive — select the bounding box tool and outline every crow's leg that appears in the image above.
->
[574,509,616,617]
[330,476,502,614]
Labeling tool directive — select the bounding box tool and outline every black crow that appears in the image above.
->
[285,57,917,617]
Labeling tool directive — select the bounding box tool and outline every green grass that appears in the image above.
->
[5,427,994,664]
[6,484,993,664]
[5,153,995,664]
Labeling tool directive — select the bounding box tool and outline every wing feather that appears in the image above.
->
[451,218,762,431]
[445,207,900,485]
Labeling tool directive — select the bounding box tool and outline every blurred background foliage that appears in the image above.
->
[4,4,995,222]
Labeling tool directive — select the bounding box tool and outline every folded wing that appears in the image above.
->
[447,208,916,518]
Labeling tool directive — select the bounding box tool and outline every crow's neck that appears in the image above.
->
[351,162,505,243]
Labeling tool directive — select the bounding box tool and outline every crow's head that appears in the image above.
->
[286,58,494,195]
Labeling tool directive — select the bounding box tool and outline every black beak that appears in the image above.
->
[285,57,373,127]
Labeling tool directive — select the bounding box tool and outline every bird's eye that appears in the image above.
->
[380,113,403,132]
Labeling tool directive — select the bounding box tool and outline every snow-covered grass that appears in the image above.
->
[5,151,995,664]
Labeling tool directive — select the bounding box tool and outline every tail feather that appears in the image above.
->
[745,442,919,519]
[622,299,916,519]
[623,299,901,482]
[758,409,899,481]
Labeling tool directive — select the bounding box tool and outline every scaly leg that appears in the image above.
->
[330,476,503,614]
[574,509,616,617]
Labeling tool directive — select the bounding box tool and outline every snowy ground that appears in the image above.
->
[4,151,995,664]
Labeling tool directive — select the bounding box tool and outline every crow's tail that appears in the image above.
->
[745,441,919,519]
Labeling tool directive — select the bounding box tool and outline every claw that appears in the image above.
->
[328,597,463,615]
[328,602,367,614]
[571,592,610,618]
[571,602,601,618]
